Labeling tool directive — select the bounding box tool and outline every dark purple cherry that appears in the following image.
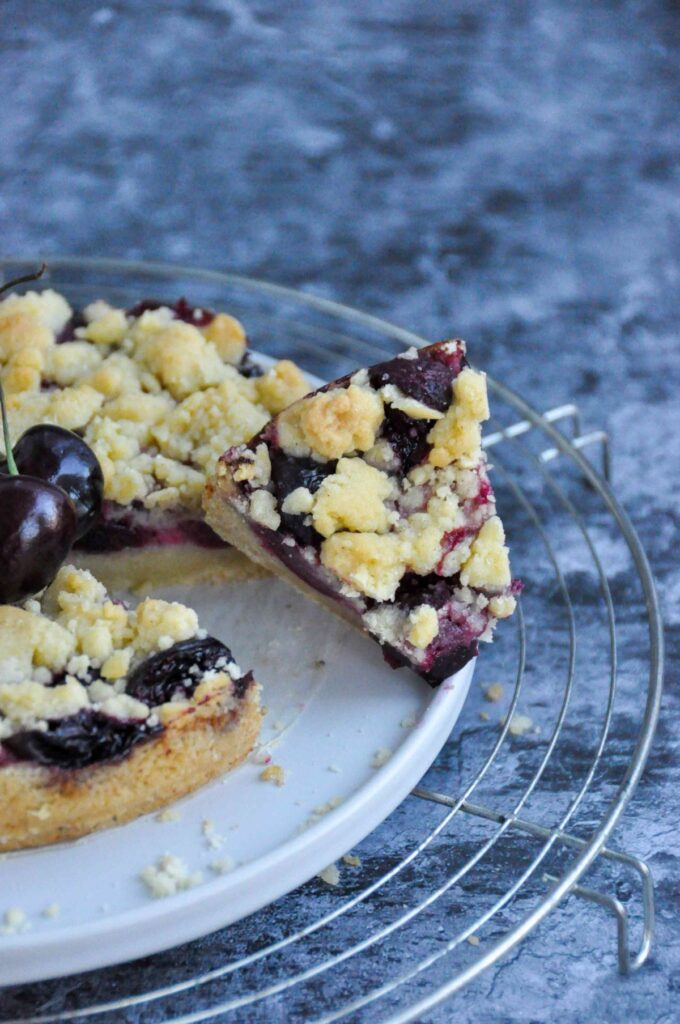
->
[0,475,77,604]
[4,709,158,769]
[2,425,103,539]
[270,450,336,547]
[126,297,215,327]
[368,346,464,413]
[126,636,238,706]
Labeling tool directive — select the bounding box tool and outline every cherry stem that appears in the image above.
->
[0,265,47,474]
[0,263,47,299]
[0,382,18,476]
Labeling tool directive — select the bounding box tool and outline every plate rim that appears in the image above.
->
[1,660,474,985]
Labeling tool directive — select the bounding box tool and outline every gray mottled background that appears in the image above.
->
[0,1,679,1022]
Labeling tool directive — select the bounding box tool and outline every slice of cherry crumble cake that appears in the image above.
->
[0,565,261,851]
[0,288,309,588]
[205,340,519,685]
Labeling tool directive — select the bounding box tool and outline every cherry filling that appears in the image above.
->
[3,711,161,770]
[75,504,226,553]
[2,637,249,769]
[368,346,465,413]
[125,635,243,705]
[125,297,216,327]
[56,311,87,344]
[381,407,431,473]
[270,451,337,548]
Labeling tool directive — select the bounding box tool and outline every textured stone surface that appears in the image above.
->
[0,1,678,1022]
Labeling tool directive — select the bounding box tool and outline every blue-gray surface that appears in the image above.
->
[1,2,678,1022]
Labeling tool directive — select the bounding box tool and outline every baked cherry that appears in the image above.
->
[4,709,158,769]
[126,636,238,705]
[1,425,103,539]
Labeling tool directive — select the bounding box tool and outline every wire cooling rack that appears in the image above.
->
[0,259,664,1024]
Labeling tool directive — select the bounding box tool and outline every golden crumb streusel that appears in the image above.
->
[0,290,309,514]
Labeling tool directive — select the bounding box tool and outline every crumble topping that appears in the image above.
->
[209,338,518,684]
[407,605,440,649]
[0,290,309,517]
[278,384,384,459]
[312,458,393,537]
[0,565,239,743]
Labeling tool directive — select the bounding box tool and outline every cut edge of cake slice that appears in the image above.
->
[204,340,519,685]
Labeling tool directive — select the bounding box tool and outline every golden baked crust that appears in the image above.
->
[0,683,261,851]
[69,543,267,594]
[0,565,262,850]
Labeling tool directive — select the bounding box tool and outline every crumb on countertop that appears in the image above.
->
[318,863,340,886]
[400,714,417,729]
[42,903,60,920]
[483,682,505,702]
[479,710,490,721]
[342,854,362,867]
[467,934,481,946]
[503,712,535,737]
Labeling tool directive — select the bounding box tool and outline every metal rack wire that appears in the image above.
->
[0,259,664,1024]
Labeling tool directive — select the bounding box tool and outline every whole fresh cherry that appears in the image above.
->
[1,425,103,539]
[0,475,78,604]
[0,264,80,603]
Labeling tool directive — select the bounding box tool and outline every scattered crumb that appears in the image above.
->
[318,863,340,886]
[314,659,326,669]
[140,854,203,898]
[503,712,535,737]
[400,714,417,729]
[156,808,181,824]
[42,903,60,920]
[372,747,392,768]
[483,683,504,703]
[327,764,341,774]
[467,934,480,946]
[202,818,225,850]
[1,908,29,935]
[342,854,362,867]
[301,795,343,831]
[479,710,490,721]
[209,856,236,875]
[260,764,286,786]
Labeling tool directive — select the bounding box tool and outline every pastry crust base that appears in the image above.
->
[72,543,267,594]
[0,682,261,852]
[204,476,362,632]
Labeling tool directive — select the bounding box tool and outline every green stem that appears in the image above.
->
[0,263,47,298]
[0,264,48,475]
[0,382,18,475]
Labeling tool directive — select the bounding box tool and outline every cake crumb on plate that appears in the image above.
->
[140,854,203,898]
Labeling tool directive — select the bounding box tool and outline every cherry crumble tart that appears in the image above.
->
[0,287,309,589]
[0,565,261,851]
[205,340,519,685]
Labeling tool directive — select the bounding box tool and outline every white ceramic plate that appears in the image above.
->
[1,572,474,985]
